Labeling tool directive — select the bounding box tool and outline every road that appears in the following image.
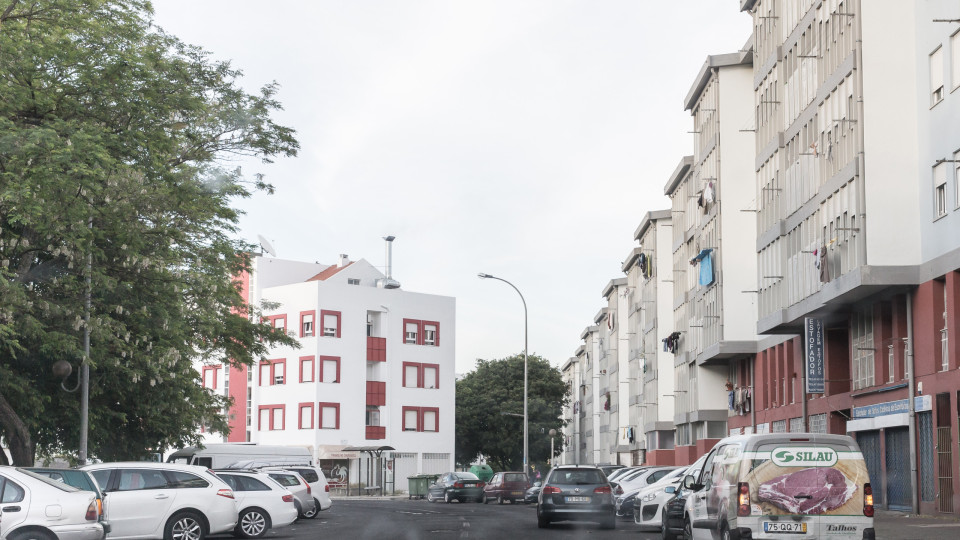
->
[223,498,960,540]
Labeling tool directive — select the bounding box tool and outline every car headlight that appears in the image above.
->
[642,489,662,502]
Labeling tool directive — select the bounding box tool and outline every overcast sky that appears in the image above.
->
[150,1,752,375]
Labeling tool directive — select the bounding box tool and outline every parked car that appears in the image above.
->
[82,462,238,540]
[536,465,615,530]
[0,466,105,540]
[610,466,650,495]
[633,455,706,531]
[606,466,642,483]
[481,471,529,504]
[523,481,542,504]
[282,466,332,516]
[257,469,315,519]
[213,470,298,538]
[26,468,110,534]
[661,479,694,540]
[614,467,678,518]
[681,433,874,540]
[597,465,624,478]
[426,472,485,503]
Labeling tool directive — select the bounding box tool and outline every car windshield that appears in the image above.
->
[503,473,526,482]
[15,468,81,492]
[550,469,605,485]
[454,472,479,481]
[26,469,98,493]
[268,473,300,487]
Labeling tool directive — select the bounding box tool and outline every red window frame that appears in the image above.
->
[420,407,440,432]
[403,319,421,344]
[259,359,286,386]
[318,355,341,383]
[300,310,316,337]
[402,406,421,431]
[320,310,341,338]
[298,402,314,429]
[258,404,285,431]
[202,365,220,389]
[299,356,315,383]
[318,402,340,429]
[265,314,288,331]
[402,362,439,389]
[422,321,440,346]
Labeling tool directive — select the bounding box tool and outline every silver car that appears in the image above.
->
[259,469,316,519]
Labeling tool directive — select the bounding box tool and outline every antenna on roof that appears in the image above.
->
[257,235,277,257]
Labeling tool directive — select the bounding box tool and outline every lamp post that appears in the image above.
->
[549,428,557,468]
[478,272,528,476]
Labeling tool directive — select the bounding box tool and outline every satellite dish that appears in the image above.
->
[257,235,277,257]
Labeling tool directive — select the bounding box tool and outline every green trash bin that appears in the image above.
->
[408,474,440,499]
[469,464,493,483]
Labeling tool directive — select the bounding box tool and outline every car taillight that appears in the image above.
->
[477,482,485,488]
[85,501,98,521]
[594,485,612,494]
[217,488,235,499]
[613,485,623,495]
[863,483,874,517]
[737,482,750,517]
[542,486,562,494]
[97,498,103,517]
[325,485,330,493]
[307,484,312,494]
[282,494,294,503]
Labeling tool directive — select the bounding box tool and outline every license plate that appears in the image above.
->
[511,491,522,496]
[763,522,807,533]
[565,496,590,503]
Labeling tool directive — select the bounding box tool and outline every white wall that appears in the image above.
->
[861,1,922,266]
[654,221,676,422]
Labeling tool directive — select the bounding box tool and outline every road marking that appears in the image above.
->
[912,524,960,528]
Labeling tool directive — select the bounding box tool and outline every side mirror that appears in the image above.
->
[534,481,542,487]
[665,486,676,494]
[682,475,695,490]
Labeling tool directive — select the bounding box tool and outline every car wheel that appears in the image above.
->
[481,492,488,504]
[445,491,453,503]
[293,500,302,519]
[164,511,206,540]
[497,495,504,505]
[537,511,550,529]
[720,522,732,540]
[302,499,319,519]
[426,491,435,503]
[601,516,616,530]
[683,517,693,540]
[661,521,675,540]
[236,507,270,539]
[8,531,56,540]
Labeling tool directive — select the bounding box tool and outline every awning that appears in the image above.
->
[342,445,396,458]
[316,445,359,460]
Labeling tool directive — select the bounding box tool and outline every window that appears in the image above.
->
[165,471,209,488]
[319,403,340,429]
[952,30,960,90]
[348,278,360,285]
[259,359,285,385]
[404,320,419,344]
[267,315,287,332]
[202,365,218,389]
[0,478,25,503]
[299,356,314,383]
[955,150,960,209]
[935,162,947,218]
[402,362,439,389]
[403,319,440,346]
[118,469,170,490]
[258,404,284,430]
[319,356,340,383]
[402,406,439,432]
[366,407,381,426]
[931,46,944,106]
[888,345,895,383]
[300,311,315,337]
[851,309,875,390]
[299,402,314,429]
[321,310,341,338]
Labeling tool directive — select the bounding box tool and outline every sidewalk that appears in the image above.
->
[875,510,960,540]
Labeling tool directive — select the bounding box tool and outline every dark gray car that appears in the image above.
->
[537,466,615,530]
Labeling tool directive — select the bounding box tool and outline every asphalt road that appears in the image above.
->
[218,499,960,540]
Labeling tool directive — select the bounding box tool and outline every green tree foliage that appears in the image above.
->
[0,0,300,464]
[455,353,568,472]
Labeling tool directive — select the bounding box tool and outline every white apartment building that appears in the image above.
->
[197,248,455,491]
[600,278,632,464]
[559,356,580,465]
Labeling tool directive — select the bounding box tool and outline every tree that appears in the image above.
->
[455,353,568,472]
[0,0,300,464]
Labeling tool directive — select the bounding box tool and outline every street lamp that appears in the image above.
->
[549,429,557,468]
[478,272,528,476]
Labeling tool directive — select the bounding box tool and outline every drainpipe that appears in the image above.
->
[750,360,756,432]
[907,291,918,515]
[801,343,807,432]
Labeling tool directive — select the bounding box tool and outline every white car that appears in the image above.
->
[213,470,298,538]
[82,462,238,540]
[633,458,705,531]
[282,466,332,516]
[0,466,105,540]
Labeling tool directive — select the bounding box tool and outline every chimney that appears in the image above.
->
[379,236,401,289]
[339,254,349,267]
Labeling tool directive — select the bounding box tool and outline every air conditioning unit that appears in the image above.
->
[274,375,285,385]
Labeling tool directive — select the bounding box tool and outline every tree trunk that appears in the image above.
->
[0,392,35,465]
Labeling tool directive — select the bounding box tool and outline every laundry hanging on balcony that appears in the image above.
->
[690,248,715,286]
[662,331,681,354]
[638,252,653,278]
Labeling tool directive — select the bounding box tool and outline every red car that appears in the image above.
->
[481,471,529,504]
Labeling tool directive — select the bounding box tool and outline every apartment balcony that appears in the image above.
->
[366,336,386,362]
[366,381,385,406]
[365,426,386,440]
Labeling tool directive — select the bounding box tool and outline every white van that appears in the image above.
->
[166,444,312,469]
[681,433,874,540]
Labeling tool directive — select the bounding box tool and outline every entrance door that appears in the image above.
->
[936,392,953,513]
[857,431,883,506]
[885,427,911,510]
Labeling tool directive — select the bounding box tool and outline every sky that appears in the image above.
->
[149,1,752,375]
